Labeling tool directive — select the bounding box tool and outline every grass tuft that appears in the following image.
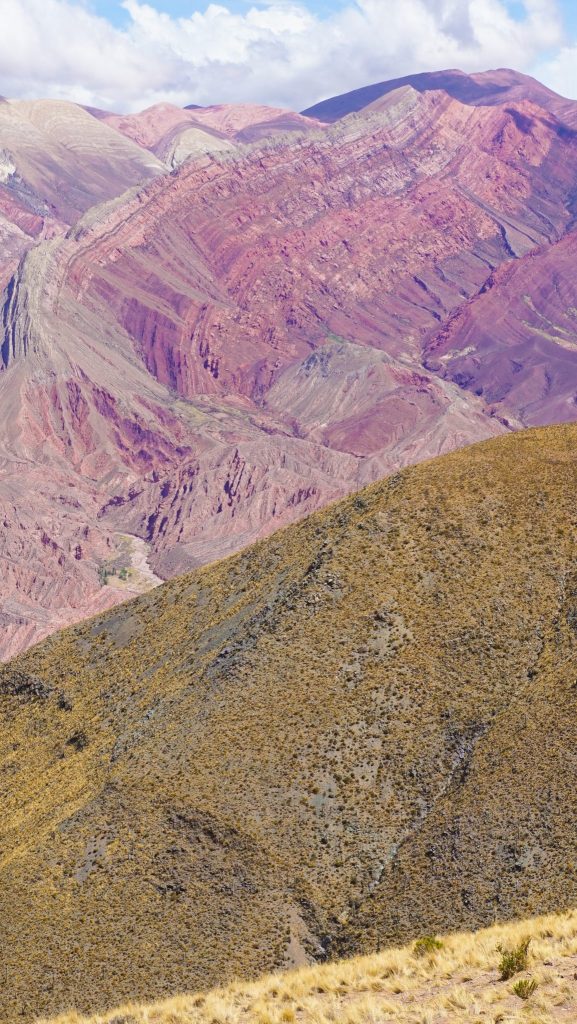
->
[512,977,537,1000]
[497,938,531,980]
[413,935,443,958]
[38,908,577,1024]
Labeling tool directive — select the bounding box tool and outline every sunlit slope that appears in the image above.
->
[4,423,577,1021]
[42,908,577,1024]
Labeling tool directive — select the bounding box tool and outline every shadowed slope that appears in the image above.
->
[423,229,577,424]
[3,424,577,1021]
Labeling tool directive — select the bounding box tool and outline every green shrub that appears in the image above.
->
[413,935,443,958]
[513,977,537,1000]
[497,938,530,980]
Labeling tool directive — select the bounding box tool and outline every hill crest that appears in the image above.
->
[40,907,577,1024]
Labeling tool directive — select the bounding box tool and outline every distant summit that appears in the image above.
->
[302,67,577,127]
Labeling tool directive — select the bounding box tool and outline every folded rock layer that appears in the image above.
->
[2,71,577,657]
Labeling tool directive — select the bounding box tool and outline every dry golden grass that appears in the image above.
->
[4,424,577,1021]
[40,908,577,1024]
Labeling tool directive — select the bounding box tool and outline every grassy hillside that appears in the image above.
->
[4,423,577,1021]
[42,909,577,1023]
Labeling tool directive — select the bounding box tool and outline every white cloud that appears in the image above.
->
[0,0,569,112]
[533,42,577,100]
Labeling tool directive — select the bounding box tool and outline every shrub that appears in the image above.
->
[413,935,443,958]
[497,938,530,980]
[513,977,537,1000]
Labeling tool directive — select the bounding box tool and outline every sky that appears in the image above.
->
[0,0,576,113]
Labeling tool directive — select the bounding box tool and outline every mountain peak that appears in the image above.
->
[302,66,575,126]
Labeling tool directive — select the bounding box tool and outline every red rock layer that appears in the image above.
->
[423,229,577,424]
[0,98,164,284]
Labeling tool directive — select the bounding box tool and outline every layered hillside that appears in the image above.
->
[6,75,577,657]
[0,99,164,286]
[41,909,577,1024]
[4,424,577,1021]
[423,228,577,423]
[303,66,577,127]
[89,102,323,166]
[87,102,238,168]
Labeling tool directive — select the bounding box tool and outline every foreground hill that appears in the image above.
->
[42,908,577,1024]
[4,424,577,1020]
[7,73,577,657]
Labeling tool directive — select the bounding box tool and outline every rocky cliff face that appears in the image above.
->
[2,73,577,658]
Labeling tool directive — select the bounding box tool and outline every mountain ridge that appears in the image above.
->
[302,66,577,126]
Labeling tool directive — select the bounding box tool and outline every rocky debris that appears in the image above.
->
[0,668,52,701]
[65,730,88,752]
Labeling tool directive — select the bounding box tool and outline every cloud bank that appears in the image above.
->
[0,0,571,112]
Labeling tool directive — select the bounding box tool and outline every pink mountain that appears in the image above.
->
[2,70,577,658]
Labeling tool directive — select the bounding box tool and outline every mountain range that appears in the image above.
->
[3,69,577,660]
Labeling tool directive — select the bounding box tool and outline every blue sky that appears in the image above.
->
[555,0,577,34]
[91,0,349,20]
[1,0,576,112]
[91,0,576,30]
[562,2,577,33]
